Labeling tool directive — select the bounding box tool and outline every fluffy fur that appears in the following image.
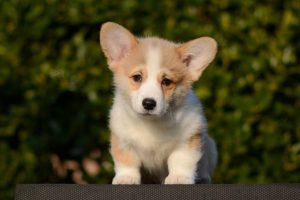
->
[99,22,218,184]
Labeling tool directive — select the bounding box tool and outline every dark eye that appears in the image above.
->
[132,74,142,82]
[161,78,172,86]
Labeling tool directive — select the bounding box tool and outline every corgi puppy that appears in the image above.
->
[99,22,218,184]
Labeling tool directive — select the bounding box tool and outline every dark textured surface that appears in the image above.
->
[16,184,300,200]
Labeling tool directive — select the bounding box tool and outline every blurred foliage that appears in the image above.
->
[0,0,300,199]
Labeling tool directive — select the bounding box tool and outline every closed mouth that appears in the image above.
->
[139,110,157,117]
[141,112,152,116]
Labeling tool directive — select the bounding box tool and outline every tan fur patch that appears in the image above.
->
[111,42,148,94]
[110,134,138,166]
[188,133,201,150]
[127,66,147,91]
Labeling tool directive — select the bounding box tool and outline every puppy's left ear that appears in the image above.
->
[176,37,217,81]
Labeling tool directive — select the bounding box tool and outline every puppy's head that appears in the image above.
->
[100,22,217,117]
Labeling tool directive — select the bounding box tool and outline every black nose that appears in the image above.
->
[142,98,156,110]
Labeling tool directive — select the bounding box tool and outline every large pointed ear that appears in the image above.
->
[100,22,138,68]
[176,37,217,81]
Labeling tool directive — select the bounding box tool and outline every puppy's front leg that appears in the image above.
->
[165,134,202,184]
[110,134,141,184]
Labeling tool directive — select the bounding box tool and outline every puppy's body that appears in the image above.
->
[100,23,218,184]
[110,89,217,183]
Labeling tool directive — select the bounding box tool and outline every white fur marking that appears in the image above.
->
[113,165,141,184]
[142,47,164,115]
[133,46,166,115]
[146,47,161,76]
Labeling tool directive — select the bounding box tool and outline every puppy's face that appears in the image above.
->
[117,42,189,116]
[100,22,217,117]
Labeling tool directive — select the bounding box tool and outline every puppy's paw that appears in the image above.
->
[164,174,194,184]
[112,175,141,184]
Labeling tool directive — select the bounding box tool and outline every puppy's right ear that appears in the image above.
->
[100,22,138,69]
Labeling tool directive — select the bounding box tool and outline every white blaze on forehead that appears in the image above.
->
[133,46,165,115]
[146,46,161,77]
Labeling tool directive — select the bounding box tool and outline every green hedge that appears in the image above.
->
[0,0,299,199]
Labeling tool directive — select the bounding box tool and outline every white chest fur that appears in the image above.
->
[109,91,204,171]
